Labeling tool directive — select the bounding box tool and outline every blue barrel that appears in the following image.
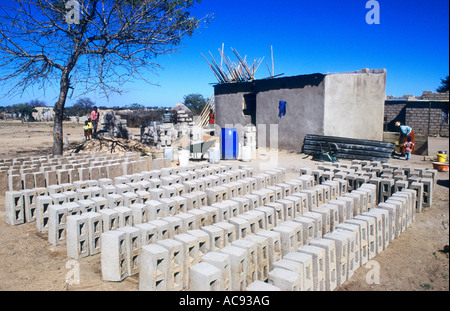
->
[221,128,238,160]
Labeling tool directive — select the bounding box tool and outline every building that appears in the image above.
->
[385,91,449,137]
[214,69,387,152]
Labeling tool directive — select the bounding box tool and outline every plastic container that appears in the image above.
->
[437,151,447,163]
[179,150,190,166]
[209,147,220,164]
[221,128,238,160]
[241,146,251,162]
[163,147,174,161]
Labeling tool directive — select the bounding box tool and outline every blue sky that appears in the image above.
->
[1,0,449,108]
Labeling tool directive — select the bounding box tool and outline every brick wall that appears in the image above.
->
[385,100,449,137]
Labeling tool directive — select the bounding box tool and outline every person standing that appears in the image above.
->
[209,109,214,124]
[90,106,100,135]
[395,121,415,155]
[163,108,173,123]
[403,136,414,160]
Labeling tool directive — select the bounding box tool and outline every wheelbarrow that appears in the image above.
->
[312,141,339,162]
[186,139,216,160]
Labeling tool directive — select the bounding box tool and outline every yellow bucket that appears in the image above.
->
[437,152,447,163]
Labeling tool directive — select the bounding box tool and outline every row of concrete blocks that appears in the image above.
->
[4,161,228,226]
[0,151,140,168]
[302,165,435,213]
[62,168,287,259]
[137,183,418,291]
[100,175,358,286]
[304,162,437,207]
[4,155,173,192]
[0,153,144,191]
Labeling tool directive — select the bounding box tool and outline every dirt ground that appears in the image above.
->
[0,120,448,291]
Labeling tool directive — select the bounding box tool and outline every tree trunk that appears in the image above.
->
[53,73,71,155]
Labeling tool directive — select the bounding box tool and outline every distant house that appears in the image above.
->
[385,91,449,137]
[32,106,54,121]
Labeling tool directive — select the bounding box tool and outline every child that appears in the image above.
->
[403,136,414,160]
[83,120,93,140]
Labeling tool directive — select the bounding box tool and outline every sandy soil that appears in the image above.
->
[0,120,448,291]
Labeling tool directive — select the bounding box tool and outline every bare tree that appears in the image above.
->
[0,0,208,154]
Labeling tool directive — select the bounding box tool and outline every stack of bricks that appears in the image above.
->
[156,124,176,149]
[176,110,194,125]
[4,154,437,291]
[134,161,435,291]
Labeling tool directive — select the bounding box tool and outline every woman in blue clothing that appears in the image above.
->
[395,121,415,155]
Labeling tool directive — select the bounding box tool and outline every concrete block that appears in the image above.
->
[201,225,225,252]
[220,245,249,291]
[283,195,302,218]
[211,202,231,222]
[268,267,302,291]
[311,206,332,235]
[302,212,323,239]
[351,189,369,213]
[243,194,260,210]
[174,233,201,288]
[343,192,361,216]
[386,197,407,234]
[232,239,258,285]
[377,203,399,241]
[145,200,165,220]
[188,262,222,291]
[101,230,128,282]
[5,190,25,226]
[139,244,169,290]
[344,218,369,265]
[362,209,390,251]
[134,223,158,246]
[353,215,378,258]
[162,216,183,238]
[228,217,251,240]
[255,206,276,231]
[186,229,210,257]
[297,245,326,291]
[231,197,251,214]
[22,189,37,222]
[256,229,282,271]
[276,199,295,221]
[113,206,133,227]
[264,202,284,227]
[107,193,124,209]
[245,234,270,282]
[48,205,68,245]
[309,238,338,291]
[322,180,340,200]
[272,225,298,256]
[282,251,313,291]
[214,222,237,246]
[84,211,103,255]
[157,238,185,291]
[420,177,433,208]
[290,192,309,215]
[380,178,395,203]
[67,214,90,259]
[175,212,197,232]
[36,195,53,232]
[300,189,317,210]
[90,196,108,212]
[98,208,119,232]
[323,231,349,286]
[199,205,219,225]
[147,219,169,240]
